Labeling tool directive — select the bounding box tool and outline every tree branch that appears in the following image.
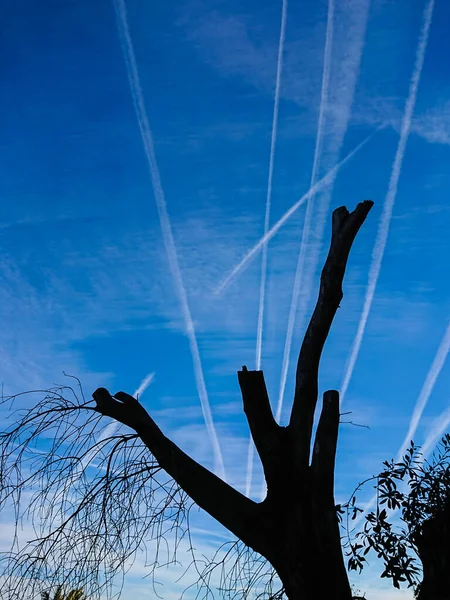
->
[238,366,282,487]
[289,200,373,469]
[311,390,340,500]
[92,388,270,556]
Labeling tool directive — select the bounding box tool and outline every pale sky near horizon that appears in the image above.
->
[1,0,450,598]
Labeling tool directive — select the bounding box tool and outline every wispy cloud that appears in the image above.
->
[340,0,435,404]
[412,100,450,146]
[112,0,226,480]
[276,0,334,428]
[246,0,288,499]
[215,129,378,296]
[0,258,115,396]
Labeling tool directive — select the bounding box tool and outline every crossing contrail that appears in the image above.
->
[275,0,370,429]
[275,0,334,426]
[343,0,434,530]
[246,0,288,499]
[339,0,434,405]
[112,0,226,481]
[215,129,378,297]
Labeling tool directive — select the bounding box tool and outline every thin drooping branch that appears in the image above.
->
[289,200,373,468]
[238,367,282,488]
[0,383,190,599]
[93,388,270,556]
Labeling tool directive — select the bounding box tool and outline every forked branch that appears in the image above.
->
[289,200,373,468]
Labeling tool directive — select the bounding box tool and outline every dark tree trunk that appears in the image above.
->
[93,201,373,600]
[414,499,450,600]
[254,394,352,599]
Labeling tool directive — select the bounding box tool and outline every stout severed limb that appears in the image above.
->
[238,366,282,489]
[92,387,271,556]
[289,200,373,469]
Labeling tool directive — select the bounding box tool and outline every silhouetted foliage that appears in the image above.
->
[341,433,450,599]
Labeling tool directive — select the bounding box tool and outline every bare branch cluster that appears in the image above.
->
[0,380,192,599]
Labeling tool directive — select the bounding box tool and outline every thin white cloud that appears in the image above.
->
[346,0,435,530]
[379,330,450,522]
[134,371,155,399]
[339,0,435,404]
[256,0,287,373]
[215,128,379,296]
[112,0,226,481]
[276,0,334,427]
[245,0,288,500]
[420,404,450,458]
[245,443,255,499]
[353,315,447,530]
[396,318,450,461]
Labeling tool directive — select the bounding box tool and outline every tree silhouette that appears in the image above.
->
[342,433,450,600]
[0,201,373,600]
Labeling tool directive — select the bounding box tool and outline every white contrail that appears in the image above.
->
[256,0,287,373]
[344,0,434,530]
[215,129,378,297]
[244,0,288,500]
[339,0,434,405]
[245,443,256,498]
[276,0,370,427]
[385,403,450,523]
[275,0,334,425]
[420,404,450,459]
[134,371,155,399]
[378,338,450,522]
[112,0,226,481]
[396,319,450,462]
[352,314,447,529]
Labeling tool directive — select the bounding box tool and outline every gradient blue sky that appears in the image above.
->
[1,0,450,598]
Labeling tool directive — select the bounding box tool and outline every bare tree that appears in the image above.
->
[0,201,373,600]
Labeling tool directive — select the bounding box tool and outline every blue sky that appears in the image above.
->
[1,0,450,597]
